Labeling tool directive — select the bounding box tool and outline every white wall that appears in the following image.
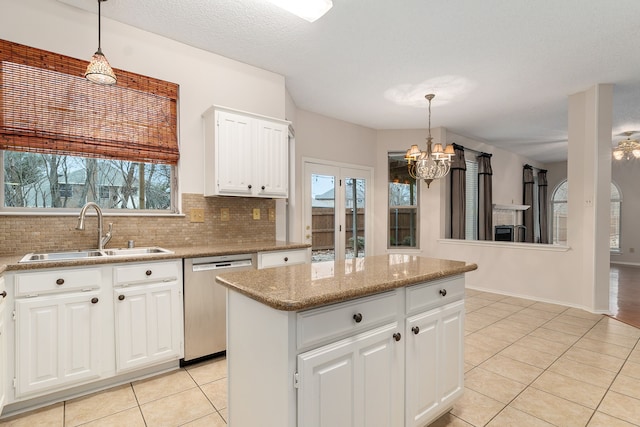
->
[1,0,286,196]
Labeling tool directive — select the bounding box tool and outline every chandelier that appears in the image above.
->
[405,94,455,188]
[613,132,640,160]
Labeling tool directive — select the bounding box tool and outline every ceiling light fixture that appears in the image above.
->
[613,132,640,160]
[85,0,116,85]
[405,94,455,188]
[265,0,333,22]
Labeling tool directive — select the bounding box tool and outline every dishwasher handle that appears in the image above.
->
[192,259,253,272]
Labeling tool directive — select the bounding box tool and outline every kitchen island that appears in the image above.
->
[216,254,477,427]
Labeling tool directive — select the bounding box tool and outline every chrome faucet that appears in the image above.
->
[76,202,113,250]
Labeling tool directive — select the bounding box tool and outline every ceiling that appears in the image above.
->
[59,0,640,163]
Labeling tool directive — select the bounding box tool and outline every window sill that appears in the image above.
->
[437,238,570,252]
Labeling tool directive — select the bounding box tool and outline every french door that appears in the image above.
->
[303,160,372,262]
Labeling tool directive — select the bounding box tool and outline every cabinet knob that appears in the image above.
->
[118,295,125,301]
[393,333,402,342]
[146,270,152,276]
[261,185,266,190]
[248,184,252,189]
[439,289,447,297]
[412,326,420,335]
[0,291,6,298]
[284,257,289,262]
[91,297,99,304]
[353,313,363,323]
[56,278,64,286]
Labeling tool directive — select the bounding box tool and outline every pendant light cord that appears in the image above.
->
[97,0,102,53]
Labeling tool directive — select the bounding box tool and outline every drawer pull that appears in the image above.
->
[1,291,6,298]
[91,297,99,304]
[439,289,447,297]
[353,313,363,323]
[248,184,252,189]
[393,332,402,342]
[118,295,125,301]
[56,278,64,286]
[261,185,266,190]
[412,326,420,335]
[145,270,152,276]
[284,257,289,262]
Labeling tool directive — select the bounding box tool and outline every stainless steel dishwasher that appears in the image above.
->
[183,254,255,363]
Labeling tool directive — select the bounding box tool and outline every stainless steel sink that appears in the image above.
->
[19,247,173,263]
[20,250,104,263]
[102,247,174,257]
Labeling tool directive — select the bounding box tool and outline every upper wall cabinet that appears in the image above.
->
[203,106,290,198]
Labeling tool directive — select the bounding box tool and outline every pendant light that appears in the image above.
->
[85,0,117,85]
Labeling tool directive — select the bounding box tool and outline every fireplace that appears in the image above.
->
[495,225,526,242]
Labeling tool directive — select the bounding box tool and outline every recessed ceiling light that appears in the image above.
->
[265,0,333,22]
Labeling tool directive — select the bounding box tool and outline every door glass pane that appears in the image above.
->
[311,173,336,262]
[345,177,365,259]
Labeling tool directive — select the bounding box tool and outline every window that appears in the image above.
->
[388,153,418,248]
[551,180,621,250]
[464,159,478,240]
[0,39,178,213]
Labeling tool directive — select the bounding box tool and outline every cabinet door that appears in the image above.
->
[216,110,254,195]
[297,323,403,427]
[114,281,182,372]
[439,300,464,408]
[405,309,440,427]
[0,276,6,411]
[15,292,101,397]
[256,119,288,198]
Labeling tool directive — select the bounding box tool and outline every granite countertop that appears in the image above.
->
[0,240,310,273]
[216,254,478,311]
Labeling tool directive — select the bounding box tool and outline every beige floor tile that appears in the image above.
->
[628,348,640,363]
[64,384,137,427]
[531,370,607,409]
[619,360,640,380]
[492,318,538,334]
[80,407,145,427]
[530,326,581,345]
[473,324,526,344]
[464,343,496,366]
[562,346,626,372]
[428,412,473,427]
[132,369,197,404]
[511,387,593,427]
[611,374,640,400]
[598,390,640,425]
[0,403,63,427]
[186,357,227,385]
[464,367,526,404]
[588,411,639,427]
[487,301,525,314]
[473,292,508,302]
[181,412,227,427]
[585,329,639,348]
[474,306,516,320]
[486,406,555,427]
[548,357,617,388]
[553,313,600,328]
[201,378,228,410]
[218,408,228,423]
[464,289,483,297]
[564,308,603,321]
[498,343,558,370]
[528,301,568,314]
[140,387,215,427]
[449,388,505,427]
[479,354,544,385]
[541,319,594,337]
[593,321,640,339]
[497,296,537,308]
[517,335,571,356]
[464,362,475,373]
[516,308,558,321]
[465,298,495,312]
[574,337,632,360]
[464,312,501,332]
[465,333,511,354]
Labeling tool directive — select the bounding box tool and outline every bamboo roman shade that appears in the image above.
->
[0,39,179,165]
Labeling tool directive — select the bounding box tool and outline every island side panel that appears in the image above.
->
[227,289,297,427]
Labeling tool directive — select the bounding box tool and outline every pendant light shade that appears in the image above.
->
[85,0,116,85]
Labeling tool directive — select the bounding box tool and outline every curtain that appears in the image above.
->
[538,169,549,244]
[477,153,493,240]
[523,165,535,242]
[450,144,466,239]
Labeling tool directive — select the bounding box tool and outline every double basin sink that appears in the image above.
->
[20,247,173,263]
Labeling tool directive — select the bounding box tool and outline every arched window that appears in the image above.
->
[551,180,622,250]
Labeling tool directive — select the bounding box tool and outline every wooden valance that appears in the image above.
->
[0,39,179,165]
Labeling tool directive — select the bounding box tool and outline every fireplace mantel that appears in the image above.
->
[493,204,530,211]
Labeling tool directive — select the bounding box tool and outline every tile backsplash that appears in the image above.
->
[0,194,276,256]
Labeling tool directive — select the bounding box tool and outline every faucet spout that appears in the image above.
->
[76,202,111,250]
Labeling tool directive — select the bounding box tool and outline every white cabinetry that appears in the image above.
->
[257,248,310,269]
[0,276,7,412]
[13,267,103,398]
[113,260,183,372]
[203,106,290,198]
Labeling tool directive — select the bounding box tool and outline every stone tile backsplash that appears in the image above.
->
[0,194,276,256]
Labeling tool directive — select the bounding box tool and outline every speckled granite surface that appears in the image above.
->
[216,254,478,311]
[0,241,310,273]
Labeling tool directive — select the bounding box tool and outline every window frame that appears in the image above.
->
[387,152,419,249]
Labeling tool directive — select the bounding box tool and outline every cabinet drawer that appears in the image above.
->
[113,260,180,286]
[258,249,309,269]
[297,291,399,349]
[15,268,101,297]
[406,275,464,315]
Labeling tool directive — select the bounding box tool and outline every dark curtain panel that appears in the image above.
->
[538,169,549,244]
[477,153,493,241]
[450,144,466,239]
[523,165,535,243]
